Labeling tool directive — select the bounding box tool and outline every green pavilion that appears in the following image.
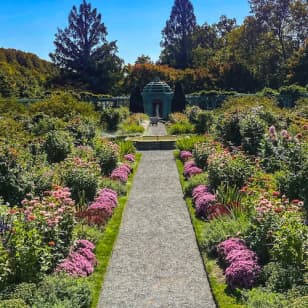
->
[142,78,174,119]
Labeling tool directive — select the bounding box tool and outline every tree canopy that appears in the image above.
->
[160,0,197,69]
[50,0,123,94]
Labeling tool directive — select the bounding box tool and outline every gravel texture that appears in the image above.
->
[98,150,216,308]
[147,122,167,136]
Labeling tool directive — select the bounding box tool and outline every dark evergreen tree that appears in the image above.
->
[160,0,197,69]
[171,82,186,112]
[50,0,123,94]
[129,86,144,113]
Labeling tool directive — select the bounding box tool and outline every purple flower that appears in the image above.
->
[217,238,247,259]
[76,239,95,251]
[225,249,258,265]
[77,247,97,266]
[195,192,216,217]
[111,164,132,183]
[225,259,260,289]
[124,154,135,162]
[180,151,193,162]
[88,188,118,217]
[183,161,202,178]
[268,125,276,136]
[192,185,211,201]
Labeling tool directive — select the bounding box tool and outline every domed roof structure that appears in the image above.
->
[142,77,173,94]
[141,77,174,119]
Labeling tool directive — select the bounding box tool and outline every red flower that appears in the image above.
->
[28,215,36,221]
[272,191,280,197]
[48,241,55,246]
[291,199,300,204]
[274,207,283,213]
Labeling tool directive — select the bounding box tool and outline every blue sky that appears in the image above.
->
[0,0,250,64]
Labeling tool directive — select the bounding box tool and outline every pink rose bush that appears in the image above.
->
[56,239,97,277]
[217,238,260,289]
[180,151,193,162]
[183,160,202,178]
[111,163,132,183]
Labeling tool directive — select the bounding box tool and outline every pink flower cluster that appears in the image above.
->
[180,151,193,162]
[111,163,132,183]
[183,161,202,178]
[56,239,97,277]
[192,185,216,218]
[124,154,135,162]
[217,238,260,289]
[88,188,118,222]
[21,186,75,228]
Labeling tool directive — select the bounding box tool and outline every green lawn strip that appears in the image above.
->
[88,153,142,308]
[175,157,244,308]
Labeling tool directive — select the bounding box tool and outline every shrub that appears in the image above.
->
[201,214,250,254]
[0,299,28,308]
[33,274,91,308]
[195,111,214,134]
[117,141,136,157]
[216,112,242,146]
[0,146,31,205]
[239,114,266,155]
[243,288,287,308]
[169,112,188,123]
[193,142,214,169]
[271,212,307,268]
[100,108,121,131]
[176,135,207,152]
[61,157,100,205]
[184,105,202,124]
[261,262,304,292]
[43,130,73,163]
[29,92,96,119]
[0,242,10,288]
[183,172,208,196]
[0,282,36,306]
[120,123,144,134]
[66,117,96,145]
[30,113,65,136]
[94,140,119,176]
[207,151,254,190]
[168,122,195,135]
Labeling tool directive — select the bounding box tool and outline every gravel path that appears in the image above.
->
[147,122,167,136]
[98,150,216,308]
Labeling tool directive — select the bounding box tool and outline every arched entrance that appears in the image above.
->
[152,100,163,117]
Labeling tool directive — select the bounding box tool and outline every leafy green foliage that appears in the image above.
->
[239,114,266,155]
[33,274,91,308]
[43,131,73,163]
[176,135,207,151]
[167,122,195,135]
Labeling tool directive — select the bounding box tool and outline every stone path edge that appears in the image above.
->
[174,154,219,308]
[90,153,142,308]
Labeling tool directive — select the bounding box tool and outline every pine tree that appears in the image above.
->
[160,0,197,69]
[50,0,122,93]
[171,82,186,112]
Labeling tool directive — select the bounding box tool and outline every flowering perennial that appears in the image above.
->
[180,151,193,162]
[183,160,202,178]
[217,238,260,289]
[111,163,132,183]
[124,154,135,162]
[87,188,118,225]
[56,239,97,277]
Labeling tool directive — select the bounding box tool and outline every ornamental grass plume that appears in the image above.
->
[180,151,193,162]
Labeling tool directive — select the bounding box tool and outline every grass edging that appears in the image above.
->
[88,153,142,308]
[175,155,244,308]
